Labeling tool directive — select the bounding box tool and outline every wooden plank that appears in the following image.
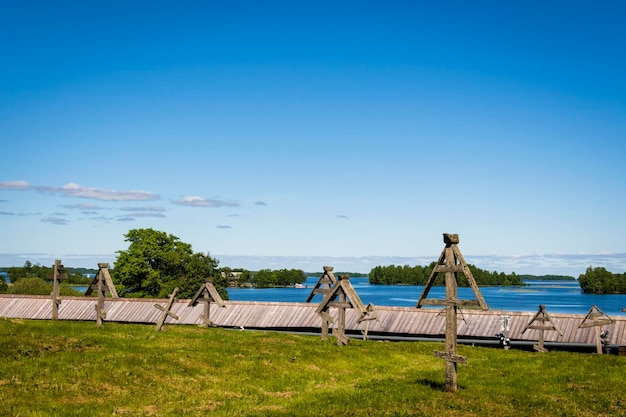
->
[434,351,468,364]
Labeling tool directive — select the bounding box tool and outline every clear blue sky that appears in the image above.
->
[1,1,625,275]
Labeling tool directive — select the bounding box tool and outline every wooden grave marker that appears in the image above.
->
[154,288,180,331]
[416,233,488,393]
[578,305,614,354]
[85,263,119,327]
[47,260,67,320]
[522,304,563,352]
[315,275,377,345]
[188,281,226,327]
[306,266,338,340]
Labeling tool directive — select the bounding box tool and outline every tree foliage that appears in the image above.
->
[0,277,81,296]
[5,261,89,284]
[252,269,306,288]
[578,266,626,294]
[369,262,523,286]
[113,228,228,299]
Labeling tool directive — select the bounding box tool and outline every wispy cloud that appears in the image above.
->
[36,183,159,201]
[62,203,104,210]
[118,205,166,218]
[336,214,349,219]
[120,205,165,212]
[41,215,69,225]
[120,212,166,218]
[1,211,42,216]
[172,196,239,208]
[0,180,31,190]
[217,225,232,229]
[255,201,268,206]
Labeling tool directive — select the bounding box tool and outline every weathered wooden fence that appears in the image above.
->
[1,294,625,349]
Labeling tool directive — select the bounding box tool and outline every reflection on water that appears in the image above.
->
[227,278,626,316]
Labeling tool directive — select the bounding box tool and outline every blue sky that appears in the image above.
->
[1,1,625,275]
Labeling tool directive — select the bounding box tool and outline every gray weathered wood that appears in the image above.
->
[316,273,375,345]
[155,288,180,331]
[49,260,65,320]
[188,281,226,327]
[416,234,486,392]
[522,304,563,352]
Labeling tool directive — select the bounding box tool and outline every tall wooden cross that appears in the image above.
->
[416,233,488,393]
[315,275,377,345]
[188,281,226,327]
[306,266,338,340]
[85,263,119,327]
[578,305,614,354]
[522,304,563,352]
[48,260,67,320]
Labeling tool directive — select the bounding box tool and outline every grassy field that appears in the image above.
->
[0,318,624,417]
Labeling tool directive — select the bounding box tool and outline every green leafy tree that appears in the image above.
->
[112,228,227,299]
[578,266,625,294]
[8,277,51,295]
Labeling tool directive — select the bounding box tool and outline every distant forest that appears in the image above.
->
[518,275,576,281]
[369,263,524,286]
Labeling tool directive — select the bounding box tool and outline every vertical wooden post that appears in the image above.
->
[50,260,65,320]
[307,266,337,340]
[444,246,458,392]
[96,270,105,327]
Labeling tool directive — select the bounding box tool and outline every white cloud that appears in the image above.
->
[172,196,239,207]
[37,183,159,201]
[0,180,31,190]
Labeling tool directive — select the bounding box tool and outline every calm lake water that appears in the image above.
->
[227,278,626,316]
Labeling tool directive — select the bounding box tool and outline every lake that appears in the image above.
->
[227,278,626,316]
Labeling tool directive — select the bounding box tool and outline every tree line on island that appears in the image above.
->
[1,228,625,296]
[368,263,524,286]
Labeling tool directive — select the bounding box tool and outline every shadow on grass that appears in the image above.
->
[415,378,446,391]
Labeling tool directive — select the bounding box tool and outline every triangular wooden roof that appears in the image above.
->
[188,281,225,307]
[305,266,337,303]
[85,263,118,298]
[578,305,614,328]
[416,233,488,310]
[522,304,563,336]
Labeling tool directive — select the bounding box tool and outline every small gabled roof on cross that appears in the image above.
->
[578,305,614,328]
[522,304,563,336]
[188,281,225,307]
[416,233,488,310]
[85,263,118,298]
[305,266,337,303]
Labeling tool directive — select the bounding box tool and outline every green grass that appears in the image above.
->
[0,318,624,416]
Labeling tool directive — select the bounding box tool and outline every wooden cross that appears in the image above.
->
[47,260,67,320]
[578,305,614,354]
[188,281,226,327]
[85,263,119,327]
[522,304,563,352]
[416,233,488,393]
[315,275,376,345]
[306,266,338,340]
[154,288,180,331]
